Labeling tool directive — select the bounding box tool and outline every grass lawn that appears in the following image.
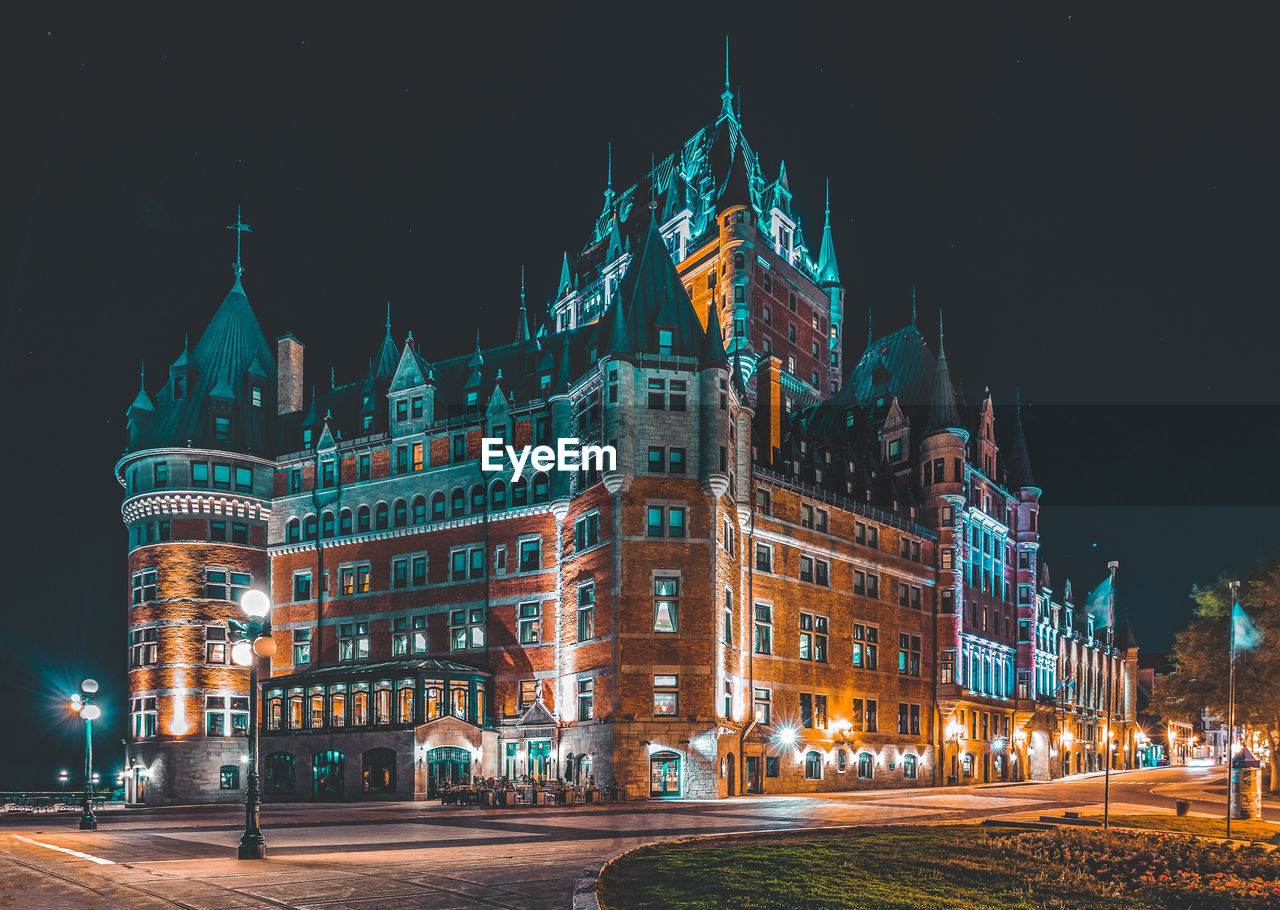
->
[596,825,1159,909]
[1092,813,1280,842]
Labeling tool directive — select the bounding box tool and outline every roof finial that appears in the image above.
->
[938,309,946,356]
[911,284,917,327]
[385,301,391,332]
[825,178,830,219]
[139,360,146,388]
[867,303,873,348]
[650,152,658,210]
[725,35,730,91]
[720,37,734,115]
[226,205,252,279]
[521,265,526,307]
[330,366,336,389]
[603,141,615,209]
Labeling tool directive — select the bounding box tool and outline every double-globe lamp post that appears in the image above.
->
[68,678,101,830]
[233,590,275,860]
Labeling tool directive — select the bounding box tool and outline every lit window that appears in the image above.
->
[653,577,679,632]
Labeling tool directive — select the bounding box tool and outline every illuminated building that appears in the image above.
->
[118,74,1135,803]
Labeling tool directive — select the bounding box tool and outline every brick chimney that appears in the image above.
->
[276,334,305,415]
[754,355,783,467]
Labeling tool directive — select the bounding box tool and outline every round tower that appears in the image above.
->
[715,138,756,357]
[118,274,277,805]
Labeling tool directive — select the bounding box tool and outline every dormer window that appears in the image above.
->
[213,416,231,441]
[173,375,186,400]
[657,329,673,356]
[466,391,479,408]
[251,385,262,408]
[396,399,408,421]
[888,438,902,461]
[302,428,313,449]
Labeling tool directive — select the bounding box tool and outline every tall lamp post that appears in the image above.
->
[1103,560,1118,831]
[69,678,101,830]
[233,590,274,860]
[1226,579,1239,838]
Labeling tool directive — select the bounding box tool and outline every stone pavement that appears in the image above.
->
[0,767,1222,909]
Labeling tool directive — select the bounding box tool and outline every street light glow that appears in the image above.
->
[775,725,799,746]
[241,590,271,618]
[231,641,254,667]
[80,704,101,721]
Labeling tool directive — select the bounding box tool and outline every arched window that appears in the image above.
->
[393,498,407,527]
[532,472,550,504]
[431,492,446,520]
[357,505,371,533]
[303,514,318,540]
[511,478,528,507]
[450,488,465,517]
[339,508,352,536]
[362,747,396,794]
[470,484,486,513]
[321,511,335,538]
[733,251,745,270]
[903,753,918,780]
[412,495,427,524]
[805,751,823,780]
[490,480,506,511]
[286,518,300,543]
[962,752,975,777]
[375,502,389,530]
[857,752,874,780]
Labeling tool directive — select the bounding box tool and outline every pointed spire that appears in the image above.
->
[778,160,790,192]
[702,302,729,366]
[172,332,190,368]
[330,366,336,389]
[226,205,252,280]
[129,361,155,413]
[470,329,484,367]
[720,36,734,116]
[911,284,918,327]
[559,251,573,297]
[374,301,398,380]
[926,311,963,435]
[1007,385,1037,489]
[602,141,615,211]
[816,179,841,286]
[516,266,530,342]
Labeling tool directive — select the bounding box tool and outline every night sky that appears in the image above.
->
[4,7,1276,788]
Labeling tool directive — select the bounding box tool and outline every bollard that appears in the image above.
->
[1174,799,1190,817]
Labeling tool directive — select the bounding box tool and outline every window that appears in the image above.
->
[359,454,371,480]
[396,399,408,421]
[129,627,158,666]
[799,613,828,662]
[857,752,873,779]
[722,518,734,554]
[658,329,673,355]
[753,687,771,725]
[336,622,370,661]
[393,559,408,589]
[192,461,209,487]
[903,753,918,779]
[357,505,371,532]
[815,559,829,587]
[213,416,231,441]
[754,543,772,572]
[576,678,594,721]
[577,583,596,641]
[131,569,157,604]
[799,555,814,583]
[801,750,823,780]
[574,511,600,549]
[131,696,157,737]
[204,569,250,602]
[154,462,168,487]
[394,499,407,527]
[210,520,227,542]
[899,633,922,677]
[220,765,240,790]
[851,624,879,669]
[519,680,538,709]
[648,445,665,472]
[292,628,311,665]
[412,556,426,586]
[519,602,540,644]
[375,502,389,529]
[653,674,678,716]
[765,756,779,778]
[668,447,686,473]
[519,538,541,572]
[321,512,334,538]
[653,577,679,633]
[448,607,486,650]
[205,626,227,664]
[723,589,733,646]
[754,602,773,654]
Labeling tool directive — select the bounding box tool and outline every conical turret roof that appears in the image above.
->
[374,303,398,380]
[925,315,963,436]
[816,180,841,286]
[717,138,753,211]
[702,303,729,366]
[616,212,707,357]
[1006,390,1037,489]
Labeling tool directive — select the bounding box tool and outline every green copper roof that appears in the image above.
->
[617,213,707,357]
[816,181,841,286]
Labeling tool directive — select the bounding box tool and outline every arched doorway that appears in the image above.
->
[362,748,397,795]
[312,750,345,801]
[725,752,736,796]
[649,750,680,798]
[265,752,296,797]
[425,747,471,797]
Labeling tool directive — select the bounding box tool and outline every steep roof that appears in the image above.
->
[716,138,754,211]
[925,319,963,435]
[374,303,398,380]
[130,277,276,455]
[816,181,841,286]
[617,213,708,357]
[1006,393,1037,489]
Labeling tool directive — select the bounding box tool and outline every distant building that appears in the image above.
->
[118,76,1137,805]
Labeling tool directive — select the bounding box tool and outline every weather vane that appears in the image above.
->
[227,205,253,278]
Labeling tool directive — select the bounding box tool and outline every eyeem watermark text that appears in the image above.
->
[482,438,616,481]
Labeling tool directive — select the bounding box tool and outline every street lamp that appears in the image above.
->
[69,678,101,830]
[232,590,274,860]
[57,769,69,792]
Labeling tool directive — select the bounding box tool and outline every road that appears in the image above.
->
[0,766,1272,909]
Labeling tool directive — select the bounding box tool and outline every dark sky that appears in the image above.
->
[3,6,1276,788]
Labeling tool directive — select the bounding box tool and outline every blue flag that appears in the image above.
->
[1231,601,1263,652]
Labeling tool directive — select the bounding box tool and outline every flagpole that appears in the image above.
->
[1226,579,1239,838]
[1102,561,1118,830]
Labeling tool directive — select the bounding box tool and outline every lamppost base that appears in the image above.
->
[79,814,97,831]
[237,836,266,860]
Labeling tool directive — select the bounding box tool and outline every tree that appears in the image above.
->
[1151,554,1280,792]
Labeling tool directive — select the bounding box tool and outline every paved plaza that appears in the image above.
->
[1,767,1271,909]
